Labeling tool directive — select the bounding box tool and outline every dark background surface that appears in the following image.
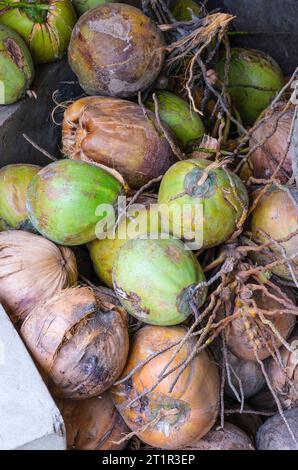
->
[207,0,298,75]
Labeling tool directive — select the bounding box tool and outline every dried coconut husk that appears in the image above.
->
[0,230,77,324]
[266,327,298,409]
[62,96,176,189]
[249,107,294,183]
[223,285,296,362]
[57,392,129,450]
[21,286,129,399]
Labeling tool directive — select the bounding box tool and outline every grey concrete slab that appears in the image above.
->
[0,305,66,450]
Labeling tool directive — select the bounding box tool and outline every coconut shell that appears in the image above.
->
[145,90,205,150]
[266,327,298,409]
[0,25,34,104]
[57,392,129,450]
[215,48,284,127]
[157,158,249,249]
[68,4,165,97]
[210,339,266,399]
[21,286,129,400]
[249,107,294,183]
[183,423,254,450]
[224,285,296,362]
[0,164,40,229]
[0,0,77,64]
[250,186,298,281]
[62,96,175,189]
[112,325,219,449]
[225,405,263,444]
[256,408,298,450]
[249,386,278,413]
[0,230,77,324]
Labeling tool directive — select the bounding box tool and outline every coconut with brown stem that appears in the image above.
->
[21,286,129,399]
[0,230,77,324]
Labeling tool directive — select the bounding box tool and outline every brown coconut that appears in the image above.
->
[21,286,129,399]
[57,392,129,450]
[0,230,77,324]
[249,107,294,183]
[266,327,298,409]
[183,423,254,450]
[62,96,175,189]
[68,4,165,98]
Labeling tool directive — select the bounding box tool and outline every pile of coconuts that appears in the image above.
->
[1,0,298,452]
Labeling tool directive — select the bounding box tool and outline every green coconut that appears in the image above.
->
[145,90,205,150]
[0,218,6,231]
[88,204,162,288]
[72,0,112,16]
[0,164,40,229]
[0,24,34,104]
[215,48,284,127]
[158,159,249,249]
[113,237,207,326]
[0,0,77,63]
[171,0,200,21]
[26,159,123,245]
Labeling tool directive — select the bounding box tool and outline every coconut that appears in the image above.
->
[249,107,294,183]
[171,0,201,21]
[112,325,219,449]
[0,0,77,63]
[256,408,298,450]
[215,48,284,127]
[113,237,207,326]
[57,392,129,449]
[225,405,263,444]
[0,230,77,324]
[62,96,175,189]
[224,285,296,362]
[68,4,165,97]
[26,159,123,246]
[0,24,34,104]
[21,286,129,399]
[72,0,113,16]
[266,327,298,409]
[183,423,254,450]
[145,90,205,150]
[88,201,161,288]
[211,339,266,400]
[158,159,249,249]
[250,186,298,281]
[0,164,40,229]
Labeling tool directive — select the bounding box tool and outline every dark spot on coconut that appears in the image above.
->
[139,395,149,412]
[166,245,182,263]
[4,38,25,71]
[184,167,217,199]
[125,291,150,317]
